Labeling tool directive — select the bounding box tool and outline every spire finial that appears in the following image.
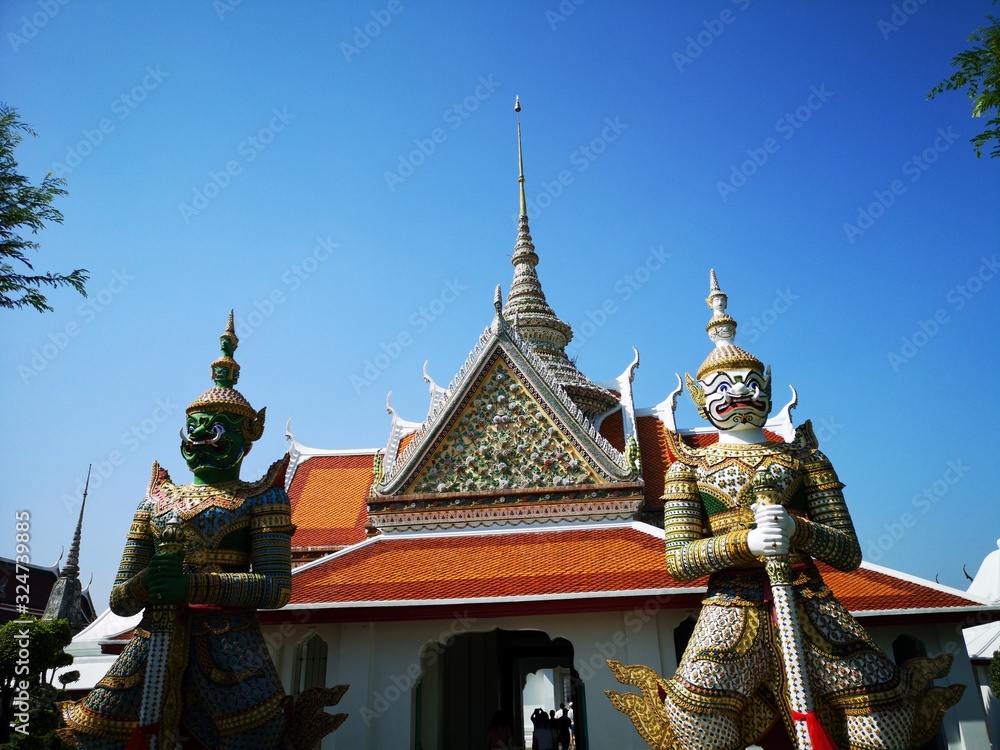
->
[500,97,619,419]
[223,309,238,353]
[516,96,526,217]
[42,465,92,632]
[186,312,265,442]
[63,465,90,578]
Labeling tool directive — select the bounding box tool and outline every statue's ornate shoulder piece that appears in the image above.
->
[242,453,291,497]
[663,427,702,467]
[148,460,174,496]
[787,419,819,457]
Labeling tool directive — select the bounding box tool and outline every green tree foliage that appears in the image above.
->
[928,10,1000,158]
[990,648,1000,698]
[0,103,88,312]
[0,617,75,748]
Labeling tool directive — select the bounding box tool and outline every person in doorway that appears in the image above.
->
[533,712,557,750]
[555,704,571,750]
[530,708,546,750]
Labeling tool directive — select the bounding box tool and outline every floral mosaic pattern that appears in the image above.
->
[406,359,598,494]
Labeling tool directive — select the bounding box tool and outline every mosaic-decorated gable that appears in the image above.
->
[404,357,599,495]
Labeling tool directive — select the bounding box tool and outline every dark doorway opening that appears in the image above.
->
[413,628,583,750]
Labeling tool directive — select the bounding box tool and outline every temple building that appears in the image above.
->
[253,117,998,749]
[60,113,1000,749]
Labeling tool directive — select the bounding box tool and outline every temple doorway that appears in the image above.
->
[412,628,583,750]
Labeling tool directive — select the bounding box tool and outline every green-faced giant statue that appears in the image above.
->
[60,313,346,749]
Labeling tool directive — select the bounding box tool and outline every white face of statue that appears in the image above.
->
[701,367,771,431]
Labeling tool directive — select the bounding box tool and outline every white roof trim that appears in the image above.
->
[851,605,998,619]
[293,445,382,457]
[286,419,380,457]
[321,519,662,543]
[291,535,384,575]
[280,585,708,611]
[284,431,380,489]
[964,620,1000,660]
[69,607,142,643]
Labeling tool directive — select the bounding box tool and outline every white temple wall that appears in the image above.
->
[261,605,694,750]
[971,662,999,750]
[261,611,991,749]
[560,607,684,750]
[865,620,992,750]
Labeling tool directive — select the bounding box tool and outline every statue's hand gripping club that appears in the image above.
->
[146,552,190,606]
[748,501,795,558]
[145,516,190,606]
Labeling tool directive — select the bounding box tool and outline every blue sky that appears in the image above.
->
[1,2,998,609]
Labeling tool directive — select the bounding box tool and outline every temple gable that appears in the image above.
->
[367,322,643,533]
[404,356,600,496]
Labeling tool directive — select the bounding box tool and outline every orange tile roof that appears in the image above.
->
[820,563,981,614]
[291,526,681,605]
[287,525,985,621]
[636,415,670,510]
[396,431,416,457]
[288,453,374,549]
[598,412,626,451]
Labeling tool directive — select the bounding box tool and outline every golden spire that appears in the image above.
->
[503,96,619,420]
[516,96,526,217]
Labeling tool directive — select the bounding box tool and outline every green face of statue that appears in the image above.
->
[180,410,247,484]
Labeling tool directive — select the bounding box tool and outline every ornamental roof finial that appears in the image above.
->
[42,465,91,632]
[64,464,89,579]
